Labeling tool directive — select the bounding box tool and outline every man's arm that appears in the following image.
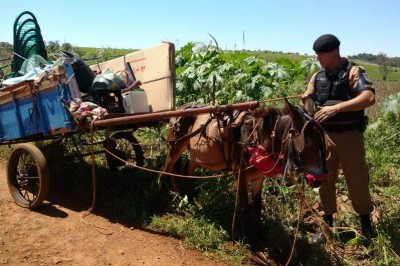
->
[300,73,317,107]
[314,90,375,122]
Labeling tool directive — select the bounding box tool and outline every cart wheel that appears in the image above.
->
[7,143,50,208]
[104,132,144,171]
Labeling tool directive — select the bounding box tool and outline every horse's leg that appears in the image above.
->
[248,177,274,266]
[159,141,187,191]
[249,177,264,241]
[184,159,197,175]
[237,174,254,243]
[179,159,199,201]
[238,173,264,250]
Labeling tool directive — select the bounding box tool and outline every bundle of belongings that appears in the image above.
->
[2,54,54,86]
[68,98,107,119]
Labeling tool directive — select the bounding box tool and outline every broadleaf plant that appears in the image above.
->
[175,42,319,106]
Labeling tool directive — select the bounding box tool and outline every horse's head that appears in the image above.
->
[239,99,327,187]
[283,98,327,187]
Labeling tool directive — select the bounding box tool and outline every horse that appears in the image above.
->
[160,98,328,250]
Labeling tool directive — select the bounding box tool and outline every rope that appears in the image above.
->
[243,116,263,144]
[285,185,305,266]
[300,194,362,257]
[80,112,113,235]
[12,52,29,62]
[231,148,245,242]
[65,72,75,85]
[103,146,254,179]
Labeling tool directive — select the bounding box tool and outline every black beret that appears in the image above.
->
[313,34,340,52]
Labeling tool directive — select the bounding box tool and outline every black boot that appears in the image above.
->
[360,214,375,239]
[323,214,333,227]
[311,214,333,245]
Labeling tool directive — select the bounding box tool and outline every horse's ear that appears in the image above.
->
[303,95,315,117]
[284,98,304,132]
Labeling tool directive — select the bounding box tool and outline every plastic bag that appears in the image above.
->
[18,54,50,75]
[91,68,126,92]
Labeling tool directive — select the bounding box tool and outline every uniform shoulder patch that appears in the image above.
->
[360,68,373,84]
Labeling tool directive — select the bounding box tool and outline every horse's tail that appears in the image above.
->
[159,103,199,192]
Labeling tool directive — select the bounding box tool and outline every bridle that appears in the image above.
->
[288,106,328,174]
[244,107,328,180]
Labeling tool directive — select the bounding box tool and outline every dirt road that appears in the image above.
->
[0,158,226,266]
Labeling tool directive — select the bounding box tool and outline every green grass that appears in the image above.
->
[353,59,400,81]
[223,50,308,63]
[366,80,400,119]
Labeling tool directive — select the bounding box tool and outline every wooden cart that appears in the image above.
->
[1,42,259,209]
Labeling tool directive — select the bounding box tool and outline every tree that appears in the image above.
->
[47,40,60,53]
[377,52,390,81]
[72,47,83,58]
[61,42,72,52]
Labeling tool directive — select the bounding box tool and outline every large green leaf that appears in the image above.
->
[244,56,258,65]
[264,62,290,81]
[381,92,400,119]
[300,57,321,76]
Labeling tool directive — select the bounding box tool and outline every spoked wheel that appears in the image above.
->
[104,131,144,171]
[7,143,50,208]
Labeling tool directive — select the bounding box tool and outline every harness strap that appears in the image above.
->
[271,116,280,154]
[167,116,213,147]
[215,113,230,168]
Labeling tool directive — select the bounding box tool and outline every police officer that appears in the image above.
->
[301,34,375,244]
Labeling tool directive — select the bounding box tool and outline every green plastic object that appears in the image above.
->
[11,11,48,77]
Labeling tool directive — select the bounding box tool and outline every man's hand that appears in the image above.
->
[313,90,375,122]
[314,105,340,122]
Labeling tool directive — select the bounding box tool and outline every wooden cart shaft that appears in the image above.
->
[90,101,259,129]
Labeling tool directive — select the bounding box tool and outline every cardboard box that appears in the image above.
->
[90,42,176,112]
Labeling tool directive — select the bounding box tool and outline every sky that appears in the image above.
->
[1,0,399,57]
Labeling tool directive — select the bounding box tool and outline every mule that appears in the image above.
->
[161,98,328,249]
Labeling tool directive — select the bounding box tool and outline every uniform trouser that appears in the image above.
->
[319,129,373,216]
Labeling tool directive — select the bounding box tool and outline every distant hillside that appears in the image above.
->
[76,47,137,64]
[351,60,400,81]
[349,53,400,67]
[224,50,308,63]
[0,42,13,68]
